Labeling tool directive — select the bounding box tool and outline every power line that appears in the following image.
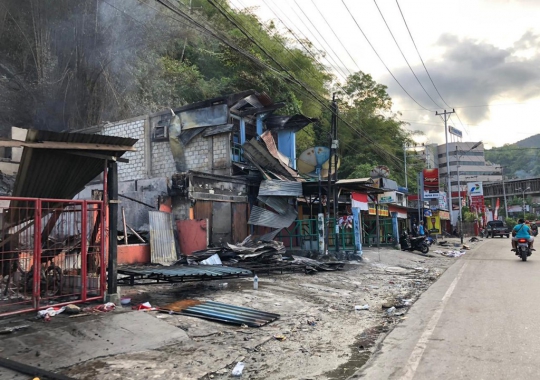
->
[373,0,442,109]
[291,0,353,77]
[395,0,451,110]
[207,0,405,167]
[154,0,405,168]
[341,0,434,112]
[309,0,362,71]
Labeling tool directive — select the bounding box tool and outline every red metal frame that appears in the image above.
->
[0,197,106,317]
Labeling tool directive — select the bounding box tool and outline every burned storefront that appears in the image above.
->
[82,90,315,258]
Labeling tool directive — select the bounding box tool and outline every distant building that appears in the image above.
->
[420,142,502,208]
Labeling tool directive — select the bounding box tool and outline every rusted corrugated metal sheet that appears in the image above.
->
[212,202,231,244]
[179,104,229,130]
[149,211,177,265]
[248,206,297,229]
[258,180,303,197]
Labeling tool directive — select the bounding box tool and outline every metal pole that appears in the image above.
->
[332,96,339,253]
[403,144,408,189]
[456,149,463,244]
[500,166,508,220]
[417,172,421,226]
[436,110,455,226]
[107,161,118,303]
[521,190,525,220]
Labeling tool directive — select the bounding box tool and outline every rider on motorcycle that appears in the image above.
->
[511,218,535,252]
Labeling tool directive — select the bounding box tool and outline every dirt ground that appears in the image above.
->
[56,240,474,380]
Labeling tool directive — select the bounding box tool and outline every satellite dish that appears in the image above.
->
[371,165,390,178]
[297,146,341,179]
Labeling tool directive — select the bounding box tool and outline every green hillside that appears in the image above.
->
[485,134,540,178]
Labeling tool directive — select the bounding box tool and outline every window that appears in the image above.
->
[152,114,171,142]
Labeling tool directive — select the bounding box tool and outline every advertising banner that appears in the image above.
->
[423,168,440,199]
[378,191,397,204]
[427,215,441,233]
[467,182,484,196]
[438,191,448,210]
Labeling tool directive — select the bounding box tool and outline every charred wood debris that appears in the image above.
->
[174,235,346,275]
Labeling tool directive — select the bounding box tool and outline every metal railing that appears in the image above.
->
[275,218,356,250]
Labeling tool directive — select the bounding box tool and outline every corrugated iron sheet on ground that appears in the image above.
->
[118,265,251,278]
[180,300,280,327]
[149,211,177,265]
[248,206,297,229]
[258,180,303,197]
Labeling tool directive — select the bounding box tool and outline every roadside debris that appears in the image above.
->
[38,306,66,320]
[64,304,81,315]
[386,306,396,316]
[83,302,116,313]
[159,300,280,327]
[0,325,29,335]
[355,304,369,311]
[232,362,245,377]
[433,250,467,258]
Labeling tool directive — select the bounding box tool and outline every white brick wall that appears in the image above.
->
[101,116,231,179]
[152,141,176,178]
[102,117,146,182]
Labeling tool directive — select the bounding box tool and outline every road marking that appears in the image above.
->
[401,261,468,380]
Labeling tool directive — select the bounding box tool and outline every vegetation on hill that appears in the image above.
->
[0,0,421,188]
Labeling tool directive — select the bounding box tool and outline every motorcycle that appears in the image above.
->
[516,238,532,261]
[400,232,429,254]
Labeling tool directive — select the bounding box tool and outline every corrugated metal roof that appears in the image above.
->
[259,180,303,197]
[257,195,290,215]
[149,211,177,266]
[180,301,280,327]
[13,129,136,200]
[248,205,297,229]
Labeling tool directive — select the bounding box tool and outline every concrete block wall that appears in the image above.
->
[185,134,211,172]
[152,141,176,178]
[103,117,146,182]
[213,134,230,170]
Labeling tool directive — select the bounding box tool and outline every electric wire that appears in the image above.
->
[292,0,354,77]
[154,0,405,168]
[206,0,405,167]
[373,0,442,109]
[309,0,362,71]
[341,0,434,112]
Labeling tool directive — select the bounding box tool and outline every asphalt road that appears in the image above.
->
[352,237,540,380]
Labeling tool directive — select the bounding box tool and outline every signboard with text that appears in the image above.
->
[467,182,484,196]
[423,168,440,199]
[378,191,397,204]
[449,126,463,138]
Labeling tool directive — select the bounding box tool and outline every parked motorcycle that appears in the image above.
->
[400,232,429,254]
[516,238,532,261]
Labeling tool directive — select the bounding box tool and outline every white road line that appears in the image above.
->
[400,261,469,380]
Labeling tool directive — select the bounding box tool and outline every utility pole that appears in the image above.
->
[403,143,408,189]
[496,166,508,220]
[332,95,339,253]
[325,93,338,254]
[436,109,455,226]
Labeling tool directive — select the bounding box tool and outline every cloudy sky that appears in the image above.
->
[230,0,540,148]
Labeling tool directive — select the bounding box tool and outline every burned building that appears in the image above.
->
[79,90,314,255]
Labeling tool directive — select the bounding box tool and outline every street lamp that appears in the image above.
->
[455,141,482,244]
[515,186,531,220]
[495,166,508,220]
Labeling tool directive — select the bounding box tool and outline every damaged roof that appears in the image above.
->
[0,129,137,224]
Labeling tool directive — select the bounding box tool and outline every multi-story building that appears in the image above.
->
[436,141,502,203]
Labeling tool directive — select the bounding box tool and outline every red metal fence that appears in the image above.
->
[0,197,106,316]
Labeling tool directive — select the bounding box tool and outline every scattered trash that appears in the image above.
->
[386,306,396,316]
[433,250,466,258]
[402,299,413,306]
[200,253,223,266]
[354,304,369,311]
[232,362,245,377]
[37,306,66,320]
[133,302,153,311]
[307,319,316,326]
[120,298,132,305]
[469,237,481,242]
[462,245,471,250]
[64,304,81,315]
[274,334,287,341]
[0,325,29,335]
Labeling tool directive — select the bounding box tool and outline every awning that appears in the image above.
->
[389,205,408,219]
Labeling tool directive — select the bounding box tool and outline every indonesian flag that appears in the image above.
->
[494,198,500,220]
